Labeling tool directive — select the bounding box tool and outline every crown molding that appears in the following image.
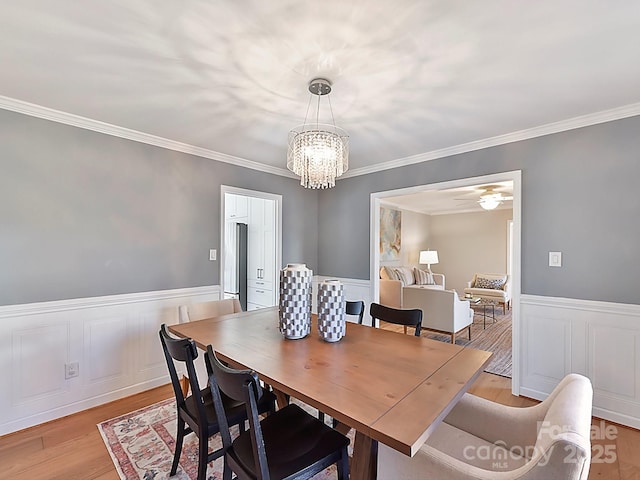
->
[2,95,639,181]
[343,102,640,178]
[0,95,296,179]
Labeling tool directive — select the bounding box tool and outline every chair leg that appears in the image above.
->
[171,419,185,475]
[197,434,208,480]
[337,446,350,480]
[223,457,233,480]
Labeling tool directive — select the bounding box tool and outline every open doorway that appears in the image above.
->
[221,186,282,311]
[369,171,522,394]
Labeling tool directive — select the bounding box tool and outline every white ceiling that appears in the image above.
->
[2,1,640,177]
[383,181,514,215]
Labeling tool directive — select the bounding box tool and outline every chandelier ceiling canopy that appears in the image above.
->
[287,78,349,189]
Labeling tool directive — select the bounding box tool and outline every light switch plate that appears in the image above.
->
[209,249,217,261]
[549,251,562,267]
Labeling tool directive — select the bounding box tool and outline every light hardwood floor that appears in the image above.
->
[1,373,638,478]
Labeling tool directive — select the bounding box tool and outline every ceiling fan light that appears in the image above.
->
[479,193,502,210]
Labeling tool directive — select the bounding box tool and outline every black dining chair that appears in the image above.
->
[346,300,366,325]
[370,302,423,336]
[205,345,350,480]
[159,324,276,480]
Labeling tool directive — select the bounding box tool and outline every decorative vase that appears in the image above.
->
[317,279,346,342]
[278,263,313,339]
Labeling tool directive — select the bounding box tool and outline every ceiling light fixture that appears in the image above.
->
[479,193,503,210]
[287,78,349,189]
[478,185,512,210]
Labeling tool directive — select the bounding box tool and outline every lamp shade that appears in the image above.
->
[419,250,439,265]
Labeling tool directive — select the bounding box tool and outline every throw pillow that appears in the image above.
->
[398,266,416,286]
[380,266,392,280]
[475,276,505,290]
[393,267,414,286]
[414,268,435,285]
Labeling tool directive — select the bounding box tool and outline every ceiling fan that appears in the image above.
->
[456,185,513,210]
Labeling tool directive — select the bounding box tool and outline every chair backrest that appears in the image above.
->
[370,302,422,336]
[159,324,209,424]
[179,298,243,323]
[205,345,270,479]
[403,288,472,332]
[531,374,593,480]
[346,300,365,324]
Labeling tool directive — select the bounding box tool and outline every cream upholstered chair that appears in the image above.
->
[178,298,242,324]
[402,288,473,343]
[464,273,512,313]
[177,298,243,395]
[378,374,593,480]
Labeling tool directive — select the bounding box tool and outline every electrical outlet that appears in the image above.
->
[209,249,217,261]
[65,362,79,379]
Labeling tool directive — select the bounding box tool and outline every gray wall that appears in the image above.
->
[0,109,318,305]
[4,108,640,306]
[318,115,640,305]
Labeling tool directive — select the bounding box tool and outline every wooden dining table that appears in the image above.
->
[168,306,492,480]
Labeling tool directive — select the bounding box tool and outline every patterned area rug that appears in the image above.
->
[98,398,351,480]
[422,307,512,378]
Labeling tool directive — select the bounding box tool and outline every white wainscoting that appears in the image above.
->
[0,286,221,436]
[520,294,640,429]
[3,286,638,435]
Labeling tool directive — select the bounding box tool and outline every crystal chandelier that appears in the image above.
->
[287,79,349,189]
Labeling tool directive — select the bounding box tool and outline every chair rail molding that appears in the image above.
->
[520,294,640,429]
[0,285,221,436]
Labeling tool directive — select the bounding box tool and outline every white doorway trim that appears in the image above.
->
[369,170,522,395]
[220,185,283,300]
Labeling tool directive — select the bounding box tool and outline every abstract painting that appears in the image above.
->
[380,206,401,261]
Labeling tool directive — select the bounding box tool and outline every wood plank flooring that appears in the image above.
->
[1,351,638,478]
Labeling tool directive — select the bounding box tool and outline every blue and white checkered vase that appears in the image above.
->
[278,263,312,339]
[317,279,346,342]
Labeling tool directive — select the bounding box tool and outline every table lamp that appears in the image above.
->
[419,250,439,274]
